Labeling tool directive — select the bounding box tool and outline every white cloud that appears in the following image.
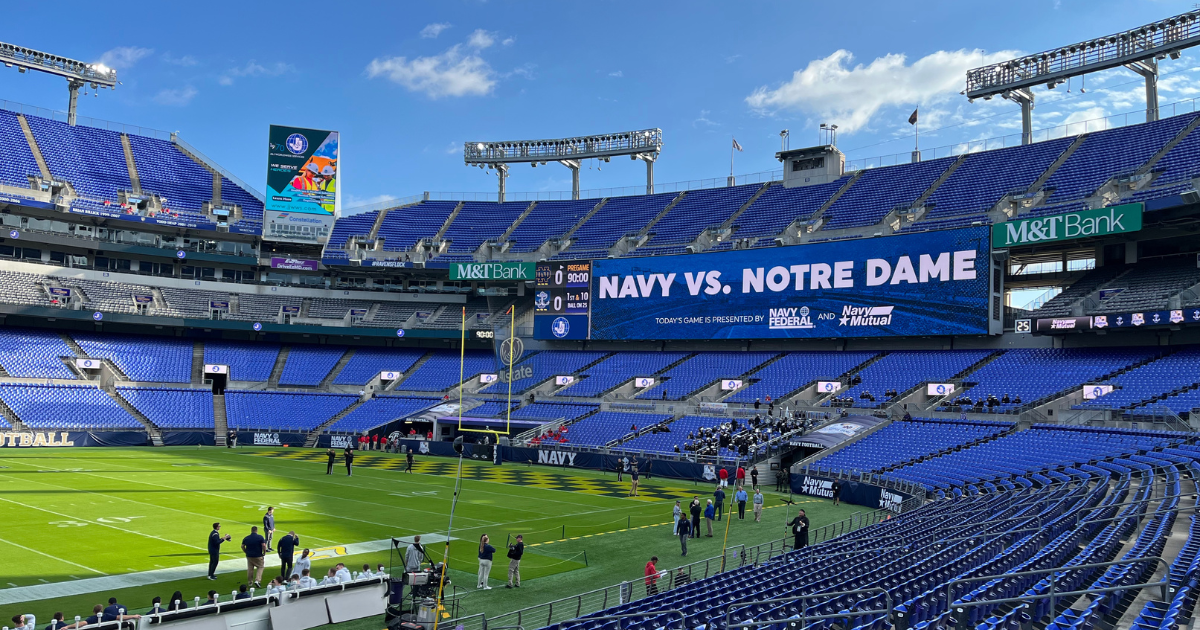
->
[502,37,515,46]
[445,141,460,155]
[468,29,496,49]
[694,110,720,128]
[746,48,1018,134]
[162,53,199,67]
[609,70,623,78]
[346,194,398,209]
[219,60,293,86]
[421,22,452,38]
[510,63,537,80]
[153,85,198,106]
[366,45,496,98]
[94,46,153,71]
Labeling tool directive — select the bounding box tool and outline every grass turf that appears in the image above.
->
[0,447,861,627]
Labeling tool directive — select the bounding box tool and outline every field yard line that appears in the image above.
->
[62,458,494,533]
[0,534,454,605]
[229,451,667,510]
[0,535,106,576]
[0,495,206,553]
[0,457,341,546]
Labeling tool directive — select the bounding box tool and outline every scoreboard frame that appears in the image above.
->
[533,261,592,340]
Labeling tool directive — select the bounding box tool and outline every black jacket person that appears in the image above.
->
[207,522,231,579]
[789,510,810,549]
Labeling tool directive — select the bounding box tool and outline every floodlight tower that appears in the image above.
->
[465,129,663,201]
[965,11,1200,144]
[0,41,119,126]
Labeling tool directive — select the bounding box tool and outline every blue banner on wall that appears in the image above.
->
[790,472,912,512]
[590,227,991,340]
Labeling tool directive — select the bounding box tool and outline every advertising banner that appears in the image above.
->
[1036,316,1093,333]
[75,358,101,370]
[992,203,1143,248]
[816,381,842,394]
[210,301,229,310]
[264,125,339,244]
[634,377,656,388]
[448,262,536,281]
[720,379,743,391]
[250,432,308,447]
[204,364,229,375]
[270,257,320,271]
[590,227,990,340]
[133,294,154,304]
[479,374,499,384]
[555,375,575,386]
[47,287,72,298]
[787,415,883,450]
[1083,385,1114,399]
[790,473,912,511]
[380,371,400,381]
[1092,309,1200,330]
[0,431,148,448]
[926,383,955,396]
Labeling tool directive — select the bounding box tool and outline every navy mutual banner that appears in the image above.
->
[590,227,991,340]
[791,473,912,512]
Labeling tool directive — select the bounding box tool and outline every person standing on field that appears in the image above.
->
[677,515,692,555]
[263,507,276,552]
[406,448,415,473]
[735,486,748,520]
[753,488,765,522]
[241,526,267,588]
[506,534,524,588]
[207,522,232,580]
[277,530,299,580]
[344,445,354,476]
[750,466,759,489]
[629,461,640,496]
[718,466,729,488]
[672,500,682,535]
[713,486,726,521]
[326,448,336,475]
[789,509,810,549]
[477,534,495,589]
[689,497,701,538]
[704,499,715,537]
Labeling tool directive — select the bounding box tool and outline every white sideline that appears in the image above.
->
[0,534,453,605]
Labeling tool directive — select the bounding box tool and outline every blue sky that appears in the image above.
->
[2,0,1197,212]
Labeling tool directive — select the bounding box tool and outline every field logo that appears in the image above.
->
[254,433,282,446]
[551,317,570,338]
[799,477,835,498]
[879,489,903,512]
[285,133,308,154]
[538,450,577,466]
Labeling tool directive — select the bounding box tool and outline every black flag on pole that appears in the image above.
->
[908,109,919,125]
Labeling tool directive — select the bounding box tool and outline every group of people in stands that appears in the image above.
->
[13,564,389,628]
[675,410,815,459]
[529,424,568,446]
[944,392,1021,410]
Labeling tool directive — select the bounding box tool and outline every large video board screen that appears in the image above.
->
[264,125,339,244]
[587,226,991,340]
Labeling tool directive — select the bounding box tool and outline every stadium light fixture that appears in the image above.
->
[0,40,118,125]
[463,128,663,200]
[966,10,1200,142]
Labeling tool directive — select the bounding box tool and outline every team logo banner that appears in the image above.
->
[264,125,339,245]
[589,227,990,340]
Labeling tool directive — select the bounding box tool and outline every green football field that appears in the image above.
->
[0,447,859,628]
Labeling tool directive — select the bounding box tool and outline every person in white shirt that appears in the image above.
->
[267,577,287,596]
[8,613,34,630]
[287,575,301,591]
[355,563,373,580]
[319,568,339,586]
[297,568,318,589]
[292,549,311,580]
[334,563,352,583]
[376,564,387,577]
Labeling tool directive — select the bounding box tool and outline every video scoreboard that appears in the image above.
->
[533,261,591,340]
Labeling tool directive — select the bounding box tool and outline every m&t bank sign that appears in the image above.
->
[992,203,1143,248]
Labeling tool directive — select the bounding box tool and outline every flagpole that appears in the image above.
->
[915,107,919,153]
[730,136,735,178]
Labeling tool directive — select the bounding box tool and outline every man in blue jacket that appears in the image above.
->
[734,486,749,520]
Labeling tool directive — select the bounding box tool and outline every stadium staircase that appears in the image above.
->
[173,142,224,206]
[108,388,163,446]
[691,182,772,253]
[428,201,466,254]
[319,348,356,389]
[58,332,85,358]
[190,340,205,384]
[304,397,369,447]
[1024,134,1089,197]
[0,396,24,430]
[267,346,291,388]
[384,351,436,391]
[707,352,789,401]
[367,208,390,240]
[119,134,142,195]
[892,350,1008,412]
[555,199,609,252]
[16,114,52,180]
[1137,114,1200,176]
[807,352,891,406]
[497,201,539,243]
[213,393,227,446]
